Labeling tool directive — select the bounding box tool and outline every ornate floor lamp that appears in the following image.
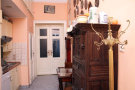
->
[91,17,130,90]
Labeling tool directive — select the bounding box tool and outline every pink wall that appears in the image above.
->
[11,0,33,86]
[12,18,27,43]
[20,66,29,85]
[32,2,67,20]
[12,18,29,85]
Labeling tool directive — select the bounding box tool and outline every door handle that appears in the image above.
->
[47,51,50,56]
[50,50,53,56]
[47,50,53,56]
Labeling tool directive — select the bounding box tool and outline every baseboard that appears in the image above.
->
[19,85,29,89]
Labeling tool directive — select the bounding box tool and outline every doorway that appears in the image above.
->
[35,24,65,75]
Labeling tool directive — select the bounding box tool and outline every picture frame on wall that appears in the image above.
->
[44,5,55,14]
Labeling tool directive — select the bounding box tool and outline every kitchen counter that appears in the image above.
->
[2,62,21,74]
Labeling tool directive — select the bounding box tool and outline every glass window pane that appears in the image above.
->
[52,29,60,36]
[40,39,47,58]
[53,39,60,57]
[40,29,47,36]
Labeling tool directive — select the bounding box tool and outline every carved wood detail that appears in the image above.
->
[69,23,120,90]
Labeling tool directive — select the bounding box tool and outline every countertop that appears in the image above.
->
[2,62,21,74]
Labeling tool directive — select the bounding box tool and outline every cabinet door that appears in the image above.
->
[2,19,8,36]
[15,66,20,90]
[7,21,12,37]
[10,66,20,90]
[10,68,16,90]
[73,35,81,58]
[2,19,12,36]
[3,44,8,52]
[2,72,11,90]
[7,41,13,51]
[88,80,109,90]
[2,19,13,52]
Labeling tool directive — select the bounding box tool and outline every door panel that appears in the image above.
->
[40,39,47,57]
[36,25,65,75]
[53,39,60,57]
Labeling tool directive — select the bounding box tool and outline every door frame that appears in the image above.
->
[29,32,36,84]
[29,32,32,84]
[33,20,67,76]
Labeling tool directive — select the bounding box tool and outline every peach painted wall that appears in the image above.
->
[69,0,75,25]
[12,0,34,33]
[23,0,32,12]
[11,0,33,86]
[32,2,67,20]
[12,18,29,85]
[12,18,27,43]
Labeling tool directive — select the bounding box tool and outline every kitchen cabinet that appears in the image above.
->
[3,41,13,52]
[10,65,20,90]
[2,19,13,52]
[2,19,7,36]
[2,72,11,90]
[2,63,20,90]
[2,19,12,37]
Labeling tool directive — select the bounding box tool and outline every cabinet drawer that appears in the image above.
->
[88,80,109,90]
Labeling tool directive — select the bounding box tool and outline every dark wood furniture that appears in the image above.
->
[57,67,72,90]
[69,23,120,90]
[65,62,72,68]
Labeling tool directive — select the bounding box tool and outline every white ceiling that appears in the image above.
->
[2,0,26,18]
[33,0,67,3]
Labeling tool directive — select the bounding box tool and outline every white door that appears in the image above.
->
[36,24,65,75]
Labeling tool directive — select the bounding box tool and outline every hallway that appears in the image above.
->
[19,75,59,90]
[1,0,135,90]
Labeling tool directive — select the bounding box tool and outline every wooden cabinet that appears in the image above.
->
[2,19,12,37]
[2,72,11,90]
[3,41,13,52]
[2,19,8,36]
[10,66,20,90]
[2,19,13,52]
[70,23,120,90]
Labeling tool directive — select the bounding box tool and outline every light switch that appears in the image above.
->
[119,44,125,52]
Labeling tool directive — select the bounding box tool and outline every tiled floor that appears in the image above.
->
[19,75,72,90]
[19,75,59,90]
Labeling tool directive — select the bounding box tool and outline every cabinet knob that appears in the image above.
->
[10,76,13,81]
[81,88,84,90]
[81,44,85,49]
